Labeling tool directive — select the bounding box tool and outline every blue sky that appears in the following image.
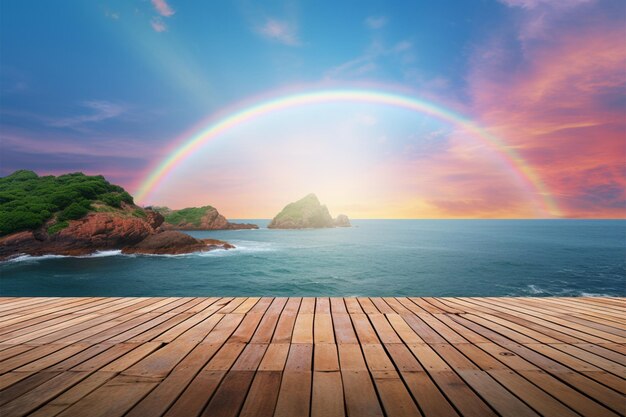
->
[1,0,624,218]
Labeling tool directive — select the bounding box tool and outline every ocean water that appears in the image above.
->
[1,220,624,297]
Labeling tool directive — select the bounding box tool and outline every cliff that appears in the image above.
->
[0,171,233,260]
[268,193,351,229]
[154,206,258,230]
[333,214,351,227]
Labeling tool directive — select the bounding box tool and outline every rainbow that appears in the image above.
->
[135,88,559,216]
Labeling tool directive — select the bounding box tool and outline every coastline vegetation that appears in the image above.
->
[153,206,214,227]
[0,170,134,236]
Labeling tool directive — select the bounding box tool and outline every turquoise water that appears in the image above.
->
[1,220,624,297]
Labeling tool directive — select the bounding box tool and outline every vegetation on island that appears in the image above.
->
[268,193,334,229]
[0,170,134,236]
[152,206,215,227]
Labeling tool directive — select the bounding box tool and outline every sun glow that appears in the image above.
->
[136,90,560,217]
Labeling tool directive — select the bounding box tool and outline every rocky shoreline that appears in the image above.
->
[0,209,234,261]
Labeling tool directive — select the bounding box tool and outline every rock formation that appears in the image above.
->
[0,207,235,260]
[154,206,258,230]
[268,194,351,229]
[333,214,351,227]
[0,171,235,260]
[122,231,234,255]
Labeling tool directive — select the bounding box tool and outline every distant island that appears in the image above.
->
[268,193,351,229]
[152,206,258,230]
[0,170,233,260]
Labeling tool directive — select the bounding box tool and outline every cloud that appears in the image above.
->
[151,0,175,17]
[325,55,378,79]
[256,18,300,46]
[498,0,596,41]
[150,17,167,32]
[47,101,126,128]
[104,10,120,20]
[498,0,593,9]
[393,41,412,53]
[468,6,626,217]
[365,16,387,29]
[148,0,174,32]
[324,39,413,80]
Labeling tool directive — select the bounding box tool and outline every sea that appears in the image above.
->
[1,220,624,297]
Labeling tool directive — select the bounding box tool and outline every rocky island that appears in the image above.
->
[153,205,258,230]
[268,193,351,229]
[0,170,234,260]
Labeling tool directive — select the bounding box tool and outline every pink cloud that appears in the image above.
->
[151,0,175,17]
[150,17,167,33]
[498,0,594,10]
[468,12,626,218]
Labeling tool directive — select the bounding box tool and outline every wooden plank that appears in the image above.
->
[336,340,384,416]
[28,371,116,417]
[314,343,339,371]
[299,297,316,314]
[332,313,358,344]
[250,297,287,344]
[350,313,380,344]
[357,297,379,314]
[55,375,161,417]
[344,298,364,314]
[162,331,250,417]
[330,297,347,314]
[0,371,93,417]
[273,343,313,417]
[124,343,224,417]
[152,297,228,343]
[316,297,331,314]
[386,314,425,344]
[386,344,460,417]
[314,313,334,344]
[341,371,384,417]
[292,313,314,344]
[200,370,255,417]
[430,343,540,417]
[239,371,282,417]
[361,343,423,417]
[272,298,300,343]
[474,298,623,343]
[370,297,396,314]
[368,314,402,344]
[0,297,623,417]
[258,343,290,371]
[406,343,498,417]
[312,371,345,417]
[447,313,624,416]
[232,297,260,314]
[0,372,61,407]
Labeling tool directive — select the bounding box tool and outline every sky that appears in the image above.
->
[0,0,624,219]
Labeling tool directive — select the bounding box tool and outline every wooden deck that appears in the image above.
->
[0,297,623,417]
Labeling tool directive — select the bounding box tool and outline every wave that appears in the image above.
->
[4,250,124,264]
[578,292,617,297]
[196,240,276,257]
[3,240,276,264]
[525,284,547,295]
[520,284,618,297]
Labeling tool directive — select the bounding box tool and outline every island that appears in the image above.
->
[268,193,351,229]
[0,170,234,260]
[152,205,258,230]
